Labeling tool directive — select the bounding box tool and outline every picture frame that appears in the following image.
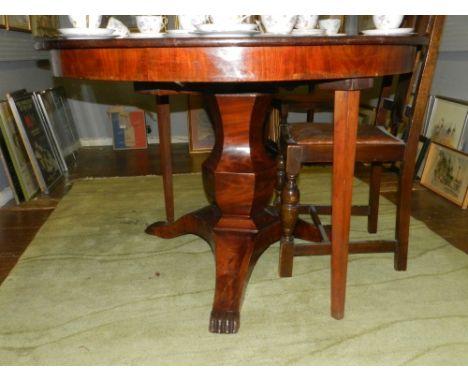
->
[32,93,68,174]
[0,101,40,201]
[459,114,468,154]
[0,132,24,204]
[108,106,148,150]
[187,95,214,153]
[420,142,468,209]
[6,15,31,32]
[424,96,468,150]
[0,16,7,29]
[6,92,63,194]
[414,136,431,179]
[33,88,81,171]
[30,15,60,37]
[357,15,374,32]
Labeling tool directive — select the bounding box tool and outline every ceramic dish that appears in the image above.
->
[58,28,116,38]
[361,27,414,36]
[166,29,195,36]
[128,32,167,38]
[191,30,261,37]
[291,29,325,36]
[194,23,258,33]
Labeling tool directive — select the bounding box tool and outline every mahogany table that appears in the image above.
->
[39,35,425,333]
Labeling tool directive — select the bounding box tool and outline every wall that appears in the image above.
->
[430,16,468,101]
[0,29,54,205]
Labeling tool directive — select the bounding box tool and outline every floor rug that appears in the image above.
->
[1,169,467,365]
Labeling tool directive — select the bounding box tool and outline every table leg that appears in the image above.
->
[147,93,281,333]
[155,95,174,223]
[331,90,360,319]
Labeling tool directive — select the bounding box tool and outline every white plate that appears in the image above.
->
[191,30,261,37]
[291,29,325,36]
[361,27,414,36]
[194,23,258,33]
[166,29,195,36]
[128,32,167,38]
[58,28,115,38]
[327,33,347,37]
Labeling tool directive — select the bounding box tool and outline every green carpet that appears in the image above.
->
[1,168,467,365]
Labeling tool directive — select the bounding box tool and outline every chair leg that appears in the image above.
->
[394,163,413,271]
[155,95,174,223]
[367,163,382,234]
[331,90,360,320]
[274,152,285,207]
[279,172,300,278]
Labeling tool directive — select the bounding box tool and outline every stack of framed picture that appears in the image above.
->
[108,106,148,150]
[0,87,80,203]
[418,95,468,209]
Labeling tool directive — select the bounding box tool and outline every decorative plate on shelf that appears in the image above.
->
[127,32,167,38]
[166,29,195,36]
[194,23,258,33]
[58,28,117,39]
[291,29,325,36]
[361,28,415,36]
[191,30,261,37]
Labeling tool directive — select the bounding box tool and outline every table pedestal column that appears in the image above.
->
[147,93,281,333]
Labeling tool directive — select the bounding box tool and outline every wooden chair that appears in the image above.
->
[277,16,445,318]
[272,15,431,232]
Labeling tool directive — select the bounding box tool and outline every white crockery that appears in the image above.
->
[106,17,130,37]
[295,15,319,30]
[68,15,102,29]
[319,18,341,36]
[209,14,251,27]
[177,15,208,31]
[372,15,404,30]
[195,23,257,33]
[136,15,167,34]
[261,15,297,34]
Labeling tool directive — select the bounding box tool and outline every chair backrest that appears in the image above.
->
[374,16,445,146]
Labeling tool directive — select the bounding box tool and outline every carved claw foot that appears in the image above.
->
[209,311,240,334]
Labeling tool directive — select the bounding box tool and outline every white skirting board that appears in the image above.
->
[0,187,13,207]
[79,135,189,147]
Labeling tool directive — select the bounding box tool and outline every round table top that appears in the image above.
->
[38,35,426,83]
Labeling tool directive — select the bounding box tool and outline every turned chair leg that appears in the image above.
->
[274,153,285,207]
[279,172,300,277]
[367,162,382,234]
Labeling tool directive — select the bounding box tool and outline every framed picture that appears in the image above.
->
[420,142,468,209]
[459,116,468,154]
[108,106,148,150]
[6,15,31,32]
[0,16,7,29]
[33,88,81,172]
[357,16,374,32]
[30,15,59,37]
[415,136,431,179]
[32,93,67,174]
[0,133,24,204]
[188,95,214,153]
[424,96,468,150]
[421,95,436,136]
[6,92,63,194]
[0,101,40,201]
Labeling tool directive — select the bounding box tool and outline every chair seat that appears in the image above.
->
[285,123,405,162]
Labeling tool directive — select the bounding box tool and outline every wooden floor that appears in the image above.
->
[0,144,467,284]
